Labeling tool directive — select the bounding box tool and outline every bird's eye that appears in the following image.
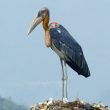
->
[38,11,41,17]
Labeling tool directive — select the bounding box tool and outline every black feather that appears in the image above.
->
[49,24,90,77]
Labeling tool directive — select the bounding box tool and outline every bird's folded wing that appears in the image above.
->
[49,24,90,77]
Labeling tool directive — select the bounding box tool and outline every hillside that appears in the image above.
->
[0,96,28,110]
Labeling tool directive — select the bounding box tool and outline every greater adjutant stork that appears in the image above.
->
[28,7,90,99]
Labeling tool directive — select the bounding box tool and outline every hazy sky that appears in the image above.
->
[0,0,110,106]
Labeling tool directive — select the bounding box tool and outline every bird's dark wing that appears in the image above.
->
[49,24,90,77]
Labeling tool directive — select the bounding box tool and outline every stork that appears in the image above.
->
[28,7,90,99]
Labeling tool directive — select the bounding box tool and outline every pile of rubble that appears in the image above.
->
[30,98,109,110]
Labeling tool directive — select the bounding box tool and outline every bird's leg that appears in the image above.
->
[60,58,64,99]
[64,60,68,99]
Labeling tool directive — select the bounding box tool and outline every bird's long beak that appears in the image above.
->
[27,16,43,35]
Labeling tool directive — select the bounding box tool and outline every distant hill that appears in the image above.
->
[0,96,28,110]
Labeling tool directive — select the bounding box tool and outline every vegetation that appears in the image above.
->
[0,96,28,110]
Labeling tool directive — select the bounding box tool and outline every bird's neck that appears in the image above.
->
[42,15,52,48]
[42,15,49,31]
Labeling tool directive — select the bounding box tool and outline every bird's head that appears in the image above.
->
[28,7,49,35]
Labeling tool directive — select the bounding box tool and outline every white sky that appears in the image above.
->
[0,0,110,106]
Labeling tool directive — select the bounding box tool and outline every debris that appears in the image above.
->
[30,98,110,110]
